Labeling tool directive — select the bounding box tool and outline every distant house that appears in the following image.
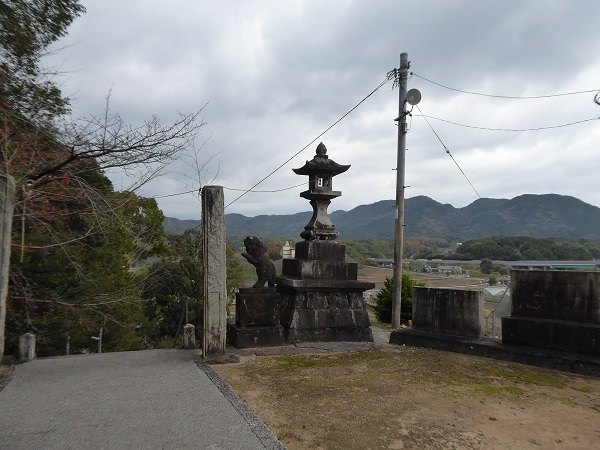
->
[365,258,394,268]
[282,241,296,259]
[365,258,411,269]
[435,265,463,275]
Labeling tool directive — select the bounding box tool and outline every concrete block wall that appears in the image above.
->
[510,270,599,323]
[412,287,484,338]
[503,270,600,355]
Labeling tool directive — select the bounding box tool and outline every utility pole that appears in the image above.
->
[392,53,409,329]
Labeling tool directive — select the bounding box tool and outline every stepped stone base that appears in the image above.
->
[502,316,600,355]
[277,240,374,344]
[229,287,284,349]
[228,324,285,348]
[235,287,281,326]
[277,286,373,343]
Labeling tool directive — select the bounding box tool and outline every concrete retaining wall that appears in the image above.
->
[510,269,599,323]
[412,287,484,338]
[503,270,600,355]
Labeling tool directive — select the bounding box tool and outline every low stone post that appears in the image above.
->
[18,333,36,362]
[183,324,195,349]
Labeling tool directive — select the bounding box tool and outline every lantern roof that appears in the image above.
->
[293,142,350,176]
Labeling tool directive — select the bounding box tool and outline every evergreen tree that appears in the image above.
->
[226,244,244,301]
[480,258,494,274]
[0,0,85,123]
[373,274,423,324]
[140,257,203,345]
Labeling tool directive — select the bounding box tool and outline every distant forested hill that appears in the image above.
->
[163,194,600,242]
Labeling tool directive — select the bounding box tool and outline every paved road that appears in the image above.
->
[0,349,283,449]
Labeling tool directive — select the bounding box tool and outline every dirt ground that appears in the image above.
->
[214,346,600,449]
[358,266,489,290]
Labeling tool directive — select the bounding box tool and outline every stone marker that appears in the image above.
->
[201,186,227,356]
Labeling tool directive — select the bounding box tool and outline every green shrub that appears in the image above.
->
[373,274,423,324]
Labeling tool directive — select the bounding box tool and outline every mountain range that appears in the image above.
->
[163,194,600,242]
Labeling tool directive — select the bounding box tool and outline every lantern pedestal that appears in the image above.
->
[277,241,374,343]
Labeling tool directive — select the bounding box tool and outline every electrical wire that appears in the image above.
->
[152,181,309,200]
[415,105,483,199]
[415,104,530,267]
[223,182,306,193]
[412,72,600,99]
[224,76,392,209]
[414,114,599,132]
[154,189,198,199]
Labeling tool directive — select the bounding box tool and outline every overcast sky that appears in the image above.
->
[48,0,600,220]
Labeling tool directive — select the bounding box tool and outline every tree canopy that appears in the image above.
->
[1,1,208,357]
[456,236,598,261]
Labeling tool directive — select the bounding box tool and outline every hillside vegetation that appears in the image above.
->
[165,194,600,242]
[454,236,600,261]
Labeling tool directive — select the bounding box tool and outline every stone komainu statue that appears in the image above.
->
[242,236,276,288]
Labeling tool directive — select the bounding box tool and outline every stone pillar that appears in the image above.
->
[183,324,195,349]
[18,332,35,362]
[202,186,227,356]
[0,175,15,361]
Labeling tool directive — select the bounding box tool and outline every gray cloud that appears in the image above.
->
[46,0,600,220]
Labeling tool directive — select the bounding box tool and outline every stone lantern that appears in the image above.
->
[293,142,349,241]
[276,142,374,344]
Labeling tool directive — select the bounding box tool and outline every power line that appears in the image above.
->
[152,181,308,200]
[412,72,600,99]
[224,76,392,209]
[415,105,483,199]
[415,104,530,266]
[154,189,198,199]
[223,182,306,193]
[414,114,599,132]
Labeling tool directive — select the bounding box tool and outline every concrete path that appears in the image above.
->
[0,349,284,449]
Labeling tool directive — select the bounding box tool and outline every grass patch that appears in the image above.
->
[469,363,564,387]
[477,385,525,395]
[572,386,592,393]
